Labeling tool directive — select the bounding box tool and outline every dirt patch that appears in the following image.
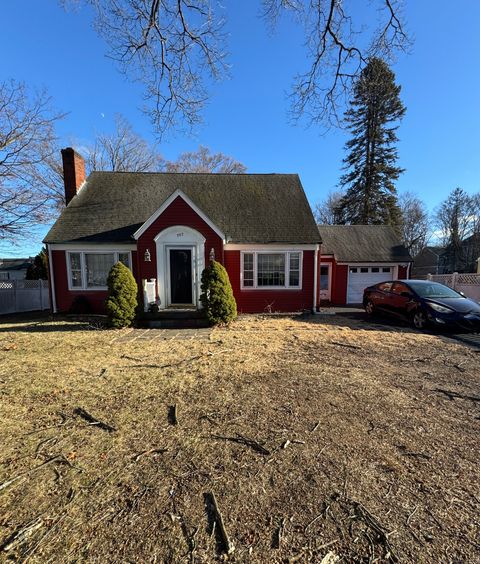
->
[0,314,478,562]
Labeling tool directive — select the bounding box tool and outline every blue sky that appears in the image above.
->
[1,1,479,256]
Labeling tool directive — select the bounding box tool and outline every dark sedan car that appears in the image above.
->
[363,279,480,330]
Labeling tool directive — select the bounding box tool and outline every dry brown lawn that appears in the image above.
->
[0,313,478,563]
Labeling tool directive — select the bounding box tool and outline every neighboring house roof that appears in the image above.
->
[44,172,321,245]
[0,258,32,271]
[317,225,412,263]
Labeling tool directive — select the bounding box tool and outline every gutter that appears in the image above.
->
[47,244,57,314]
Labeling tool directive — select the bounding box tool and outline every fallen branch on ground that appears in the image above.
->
[212,433,270,456]
[127,349,233,370]
[205,492,234,555]
[74,408,117,432]
[168,404,178,425]
[434,389,480,402]
[272,517,286,549]
[1,517,44,552]
[352,500,398,563]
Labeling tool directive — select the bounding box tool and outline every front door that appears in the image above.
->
[319,264,331,301]
[169,248,193,305]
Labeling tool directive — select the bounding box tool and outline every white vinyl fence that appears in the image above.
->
[428,273,480,303]
[0,280,50,315]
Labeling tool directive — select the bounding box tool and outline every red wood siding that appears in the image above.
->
[224,250,314,313]
[136,196,224,297]
[331,262,348,305]
[398,265,409,279]
[51,250,138,314]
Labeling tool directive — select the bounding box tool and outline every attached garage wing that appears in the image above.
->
[347,266,394,304]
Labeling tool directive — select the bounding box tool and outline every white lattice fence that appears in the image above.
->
[429,273,480,303]
[0,280,50,315]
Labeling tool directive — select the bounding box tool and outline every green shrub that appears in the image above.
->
[200,261,237,326]
[105,262,138,328]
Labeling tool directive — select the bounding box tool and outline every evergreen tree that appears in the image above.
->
[26,247,48,280]
[105,262,138,328]
[200,261,237,326]
[338,58,406,227]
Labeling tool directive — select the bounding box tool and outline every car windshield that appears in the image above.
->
[408,282,463,299]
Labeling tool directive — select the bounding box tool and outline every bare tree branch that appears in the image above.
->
[263,0,410,128]
[63,0,228,137]
[398,191,431,256]
[0,80,65,241]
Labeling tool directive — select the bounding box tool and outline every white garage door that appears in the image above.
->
[347,266,394,304]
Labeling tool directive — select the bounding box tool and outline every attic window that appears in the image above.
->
[67,251,131,290]
[241,251,302,289]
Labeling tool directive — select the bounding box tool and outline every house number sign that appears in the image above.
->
[176,232,184,237]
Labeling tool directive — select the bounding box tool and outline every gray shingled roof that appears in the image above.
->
[44,172,321,245]
[0,258,32,271]
[317,225,412,262]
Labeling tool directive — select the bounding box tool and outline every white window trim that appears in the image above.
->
[241,250,303,290]
[66,250,132,291]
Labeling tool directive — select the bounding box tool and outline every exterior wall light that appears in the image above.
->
[209,247,215,262]
[144,249,151,262]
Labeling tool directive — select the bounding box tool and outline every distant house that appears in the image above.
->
[411,246,448,278]
[412,235,480,277]
[318,225,412,304]
[44,148,322,315]
[0,258,33,281]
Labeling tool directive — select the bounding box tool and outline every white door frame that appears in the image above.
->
[154,225,206,310]
[166,245,195,307]
[319,262,332,301]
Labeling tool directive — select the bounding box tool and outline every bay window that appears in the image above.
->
[67,251,131,290]
[242,251,302,289]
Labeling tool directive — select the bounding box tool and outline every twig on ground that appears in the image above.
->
[329,341,361,350]
[23,413,68,436]
[311,421,321,432]
[205,492,235,555]
[0,456,70,492]
[98,368,108,378]
[74,407,117,432]
[132,448,169,462]
[281,439,291,449]
[406,505,419,525]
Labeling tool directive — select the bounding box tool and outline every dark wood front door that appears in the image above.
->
[169,249,193,304]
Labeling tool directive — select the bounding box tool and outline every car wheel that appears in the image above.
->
[412,310,428,330]
[365,300,375,316]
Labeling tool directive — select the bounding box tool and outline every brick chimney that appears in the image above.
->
[61,147,86,205]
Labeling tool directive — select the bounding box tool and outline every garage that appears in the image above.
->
[346,265,394,304]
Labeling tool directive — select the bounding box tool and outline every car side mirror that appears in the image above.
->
[400,291,412,298]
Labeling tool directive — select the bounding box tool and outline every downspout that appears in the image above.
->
[313,244,319,313]
[46,244,57,314]
[406,262,412,279]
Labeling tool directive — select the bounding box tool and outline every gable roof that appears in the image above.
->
[318,225,412,263]
[44,172,321,245]
[0,258,33,271]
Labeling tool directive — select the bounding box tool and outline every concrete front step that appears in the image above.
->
[138,309,210,328]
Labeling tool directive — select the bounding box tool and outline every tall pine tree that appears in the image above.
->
[338,58,406,227]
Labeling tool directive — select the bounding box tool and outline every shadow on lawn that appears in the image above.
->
[0,312,107,333]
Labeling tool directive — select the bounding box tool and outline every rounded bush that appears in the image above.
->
[105,262,138,328]
[200,261,237,326]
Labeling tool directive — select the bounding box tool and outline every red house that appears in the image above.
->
[44,149,322,316]
[318,225,412,305]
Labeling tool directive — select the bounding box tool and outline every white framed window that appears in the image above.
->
[67,251,132,290]
[241,251,302,289]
